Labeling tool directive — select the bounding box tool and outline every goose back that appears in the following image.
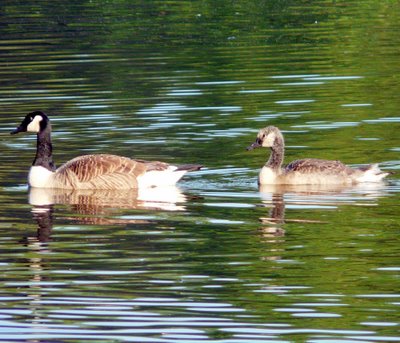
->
[283,158,356,183]
[53,154,147,189]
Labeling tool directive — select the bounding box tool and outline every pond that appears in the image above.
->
[0,1,399,342]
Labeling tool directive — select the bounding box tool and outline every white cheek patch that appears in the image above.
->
[263,132,276,147]
[27,115,43,133]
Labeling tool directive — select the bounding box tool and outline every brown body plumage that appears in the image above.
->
[52,154,201,189]
[53,154,152,189]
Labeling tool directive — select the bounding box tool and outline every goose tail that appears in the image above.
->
[355,164,389,183]
[137,164,202,188]
[175,164,203,172]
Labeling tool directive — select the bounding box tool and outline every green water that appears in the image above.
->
[0,1,399,342]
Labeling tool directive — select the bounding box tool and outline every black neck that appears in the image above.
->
[32,125,56,171]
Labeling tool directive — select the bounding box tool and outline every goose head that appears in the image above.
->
[11,111,50,135]
[247,126,283,150]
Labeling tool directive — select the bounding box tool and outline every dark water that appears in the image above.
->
[0,1,399,342]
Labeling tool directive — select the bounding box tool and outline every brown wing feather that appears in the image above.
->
[284,158,354,175]
[54,154,148,189]
[134,159,170,172]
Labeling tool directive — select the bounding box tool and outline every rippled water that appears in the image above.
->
[1,1,399,342]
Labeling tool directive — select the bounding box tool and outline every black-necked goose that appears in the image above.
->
[11,111,202,189]
[247,126,389,185]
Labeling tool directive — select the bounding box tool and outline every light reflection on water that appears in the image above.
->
[1,112,400,343]
[1,1,400,342]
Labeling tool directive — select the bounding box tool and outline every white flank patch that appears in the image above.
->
[28,166,54,188]
[27,115,43,133]
[137,166,187,188]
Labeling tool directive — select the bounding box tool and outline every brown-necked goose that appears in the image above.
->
[247,126,388,185]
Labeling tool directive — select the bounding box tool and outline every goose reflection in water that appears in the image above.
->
[17,186,190,333]
[257,182,388,242]
[24,185,188,244]
[30,185,188,213]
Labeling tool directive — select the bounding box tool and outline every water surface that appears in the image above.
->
[0,1,399,342]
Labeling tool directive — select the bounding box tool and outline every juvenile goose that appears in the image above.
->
[11,111,202,189]
[247,126,389,185]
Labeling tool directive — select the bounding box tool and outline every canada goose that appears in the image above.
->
[247,126,389,185]
[11,111,202,189]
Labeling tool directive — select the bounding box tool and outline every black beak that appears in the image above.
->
[246,141,262,151]
[10,126,24,135]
